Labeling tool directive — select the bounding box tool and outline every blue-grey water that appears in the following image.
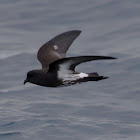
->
[0,0,140,140]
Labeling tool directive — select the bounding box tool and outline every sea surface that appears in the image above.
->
[0,0,140,140]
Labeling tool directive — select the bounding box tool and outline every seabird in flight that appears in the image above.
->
[24,30,116,87]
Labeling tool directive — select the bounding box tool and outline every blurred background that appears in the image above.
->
[0,0,140,140]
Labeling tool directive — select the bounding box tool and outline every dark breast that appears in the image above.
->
[43,72,62,87]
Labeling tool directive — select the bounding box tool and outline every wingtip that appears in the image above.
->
[104,56,117,59]
[75,30,82,35]
[72,30,82,32]
[77,30,82,33]
[71,30,82,35]
[110,57,117,59]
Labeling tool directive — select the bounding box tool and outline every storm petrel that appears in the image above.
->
[24,30,116,87]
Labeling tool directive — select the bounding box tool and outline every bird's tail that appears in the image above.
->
[78,72,108,83]
[88,72,108,81]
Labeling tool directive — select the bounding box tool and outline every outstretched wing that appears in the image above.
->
[48,56,117,73]
[37,30,81,70]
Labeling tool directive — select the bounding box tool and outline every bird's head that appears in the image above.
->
[24,70,44,85]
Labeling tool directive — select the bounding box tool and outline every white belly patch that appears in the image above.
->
[61,73,88,86]
[77,72,88,78]
[58,65,89,85]
[58,72,88,84]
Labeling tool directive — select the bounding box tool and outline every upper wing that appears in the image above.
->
[48,56,117,73]
[37,30,81,69]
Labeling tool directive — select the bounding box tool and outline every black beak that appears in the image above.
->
[24,79,28,85]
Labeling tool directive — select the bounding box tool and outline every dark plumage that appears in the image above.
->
[24,30,116,87]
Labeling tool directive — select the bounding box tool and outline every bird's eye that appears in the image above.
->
[27,73,33,78]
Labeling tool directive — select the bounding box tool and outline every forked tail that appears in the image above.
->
[78,72,108,83]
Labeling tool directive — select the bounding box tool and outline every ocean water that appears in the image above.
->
[0,0,140,140]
